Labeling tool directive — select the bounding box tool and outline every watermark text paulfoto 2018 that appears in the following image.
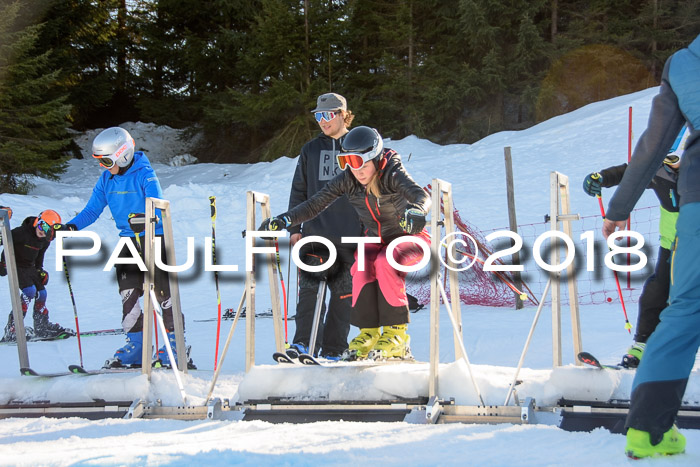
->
[54,230,647,274]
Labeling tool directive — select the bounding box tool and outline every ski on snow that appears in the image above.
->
[68,364,141,375]
[298,353,323,365]
[20,365,141,377]
[20,367,76,378]
[297,353,417,367]
[272,351,297,364]
[578,351,623,370]
[2,328,123,346]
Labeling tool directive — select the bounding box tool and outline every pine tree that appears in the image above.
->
[201,0,348,162]
[35,0,120,130]
[0,1,71,193]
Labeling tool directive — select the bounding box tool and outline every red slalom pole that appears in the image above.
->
[597,194,632,334]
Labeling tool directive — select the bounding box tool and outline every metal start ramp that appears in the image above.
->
[240,397,429,423]
[557,398,700,433]
[0,400,134,420]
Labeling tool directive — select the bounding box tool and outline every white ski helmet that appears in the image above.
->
[92,127,135,169]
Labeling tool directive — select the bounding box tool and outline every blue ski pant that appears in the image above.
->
[626,202,700,443]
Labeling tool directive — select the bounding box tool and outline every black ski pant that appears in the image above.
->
[115,236,183,333]
[352,280,409,328]
[634,246,671,343]
[292,261,353,356]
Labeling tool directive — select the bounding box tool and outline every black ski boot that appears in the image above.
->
[33,310,75,339]
[1,312,34,342]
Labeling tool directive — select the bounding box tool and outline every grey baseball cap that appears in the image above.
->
[311,93,347,112]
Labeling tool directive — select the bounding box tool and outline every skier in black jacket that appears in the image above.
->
[582,126,687,368]
[263,126,431,361]
[1,210,74,342]
[285,93,362,359]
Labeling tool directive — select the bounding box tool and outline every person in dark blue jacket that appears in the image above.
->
[602,34,700,459]
[62,127,192,369]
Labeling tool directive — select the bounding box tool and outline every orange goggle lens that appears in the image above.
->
[93,154,115,169]
[337,153,369,171]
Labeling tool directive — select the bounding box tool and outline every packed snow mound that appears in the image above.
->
[73,121,199,166]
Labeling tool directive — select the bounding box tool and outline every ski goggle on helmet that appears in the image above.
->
[336,126,384,171]
[92,127,135,169]
[33,210,61,238]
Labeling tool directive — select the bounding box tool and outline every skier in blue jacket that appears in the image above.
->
[602,34,700,459]
[62,127,192,369]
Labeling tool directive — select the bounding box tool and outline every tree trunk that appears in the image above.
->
[650,0,658,77]
[304,0,311,91]
[551,0,557,42]
[116,0,127,95]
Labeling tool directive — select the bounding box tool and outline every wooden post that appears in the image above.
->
[244,190,285,372]
[1,212,30,369]
[245,192,257,372]
[549,172,582,367]
[429,183,441,399]
[142,198,188,377]
[504,147,523,309]
[549,172,562,367]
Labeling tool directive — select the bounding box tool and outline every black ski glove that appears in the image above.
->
[53,223,77,232]
[259,215,291,232]
[128,213,146,234]
[38,269,49,286]
[0,261,6,277]
[583,172,603,197]
[400,206,426,235]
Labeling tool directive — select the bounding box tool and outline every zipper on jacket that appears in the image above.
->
[364,188,382,241]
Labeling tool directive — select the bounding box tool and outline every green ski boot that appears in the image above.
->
[625,425,685,459]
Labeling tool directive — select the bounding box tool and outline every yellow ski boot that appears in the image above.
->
[342,327,381,361]
[369,324,411,360]
[625,425,686,459]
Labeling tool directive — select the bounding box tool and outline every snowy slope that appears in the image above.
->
[1,87,699,466]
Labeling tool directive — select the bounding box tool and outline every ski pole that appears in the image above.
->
[205,290,245,404]
[274,238,289,345]
[286,240,292,325]
[62,258,84,367]
[210,196,223,370]
[596,192,632,333]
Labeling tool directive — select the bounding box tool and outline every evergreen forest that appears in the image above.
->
[1,0,699,192]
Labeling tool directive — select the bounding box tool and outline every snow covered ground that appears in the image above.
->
[1,88,699,465]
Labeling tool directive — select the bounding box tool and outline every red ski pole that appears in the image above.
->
[596,192,632,334]
[274,238,289,344]
[210,196,223,370]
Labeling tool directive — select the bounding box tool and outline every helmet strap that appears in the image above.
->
[117,157,135,175]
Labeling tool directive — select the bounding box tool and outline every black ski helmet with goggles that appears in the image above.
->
[336,126,384,171]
